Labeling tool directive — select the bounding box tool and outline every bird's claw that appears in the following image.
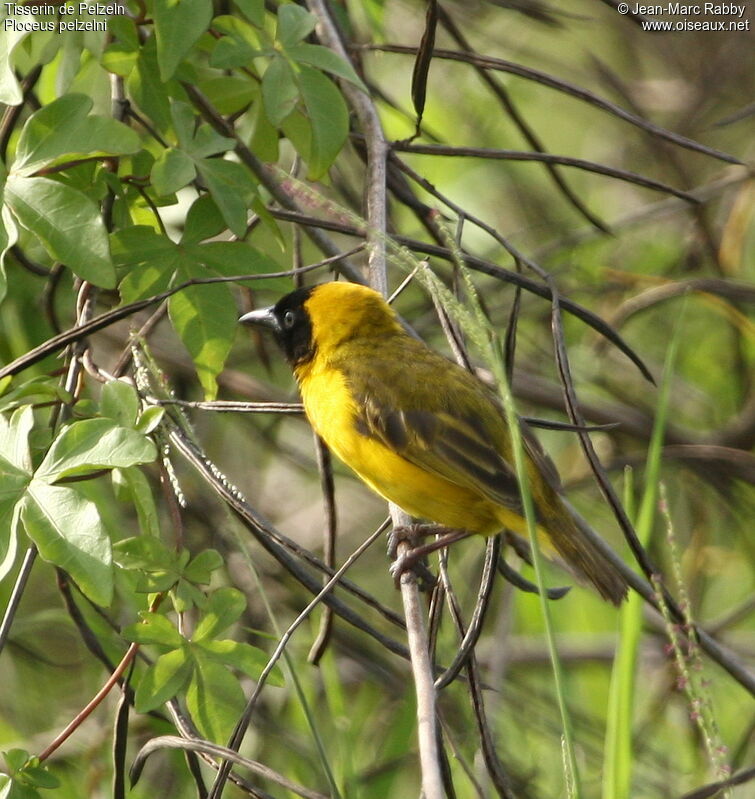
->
[386,523,428,561]
[389,551,437,590]
[388,524,437,590]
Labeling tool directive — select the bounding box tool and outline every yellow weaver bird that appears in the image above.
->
[240,281,627,605]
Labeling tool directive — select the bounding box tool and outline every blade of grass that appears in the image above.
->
[602,301,686,799]
[653,485,733,795]
[602,466,637,797]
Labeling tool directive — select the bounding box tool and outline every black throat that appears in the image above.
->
[273,287,316,366]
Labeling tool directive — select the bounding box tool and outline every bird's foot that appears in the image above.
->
[388,524,438,590]
[386,523,435,561]
[388,525,472,590]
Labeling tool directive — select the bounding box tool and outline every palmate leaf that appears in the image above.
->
[197,639,283,685]
[195,158,255,238]
[113,224,277,398]
[168,263,237,400]
[100,380,140,429]
[35,418,156,482]
[296,66,349,180]
[0,29,27,106]
[13,94,140,176]
[262,57,299,126]
[186,651,245,744]
[151,148,196,196]
[21,482,113,606]
[286,43,368,93]
[4,175,116,288]
[0,454,29,583]
[134,647,193,713]
[153,0,213,81]
[191,587,245,641]
[276,3,316,47]
[127,35,172,134]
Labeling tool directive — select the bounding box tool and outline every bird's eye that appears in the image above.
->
[283,310,296,329]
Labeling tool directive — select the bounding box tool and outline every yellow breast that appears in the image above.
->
[296,360,523,535]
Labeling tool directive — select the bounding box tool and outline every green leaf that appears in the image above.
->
[113,535,173,572]
[0,30,26,106]
[196,159,254,237]
[198,639,283,685]
[13,94,140,176]
[281,109,311,162]
[112,468,161,537]
[2,749,29,775]
[109,15,140,48]
[21,482,113,606]
[112,226,180,303]
[19,766,59,790]
[168,270,237,400]
[36,418,156,482]
[249,98,279,163]
[101,43,139,77]
[0,406,34,473]
[0,492,21,583]
[262,57,299,126]
[153,0,213,81]
[181,195,226,244]
[169,101,197,151]
[111,225,178,269]
[100,380,140,428]
[276,4,316,47]
[123,611,184,648]
[235,0,265,26]
[127,36,172,134]
[4,175,116,288]
[173,578,207,612]
[135,406,165,435]
[296,66,349,179]
[197,76,256,115]
[186,651,245,743]
[286,43,368,92]
[187,126,236,160]
[209,35,259,70]
[192,587,246,641]
[187,240,279,276]
[0,377,59,414]
[0,438,30,581]
[0,453,30,503]
[182,549,223,584]
[134,646,193,712]
[0,212,13,303]
[151,148,196,196]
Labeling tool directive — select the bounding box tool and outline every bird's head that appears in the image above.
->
[239,281,402,367]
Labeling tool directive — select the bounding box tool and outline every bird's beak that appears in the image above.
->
[239,307,279,332]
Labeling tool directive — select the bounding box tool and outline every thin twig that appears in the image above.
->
[0,548,38,657]
[355,44,742,165]
[206,519,387,798]
[132,736,328,799]
[392,141,698,203]
[38,594,163,762]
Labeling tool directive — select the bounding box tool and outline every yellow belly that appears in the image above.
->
[298,363,529,537]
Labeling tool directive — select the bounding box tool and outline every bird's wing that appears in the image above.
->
[342,342,524,513]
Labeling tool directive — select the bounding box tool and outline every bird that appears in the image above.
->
[240,281,627,604]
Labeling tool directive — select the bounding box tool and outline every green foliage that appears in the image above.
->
[0,1,752,798]
[122,588,282,742]
[0,406,156,602]
[1,0,360,394]
[0,749,59,798]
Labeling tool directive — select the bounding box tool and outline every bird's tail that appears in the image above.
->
[543,506,628,606]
